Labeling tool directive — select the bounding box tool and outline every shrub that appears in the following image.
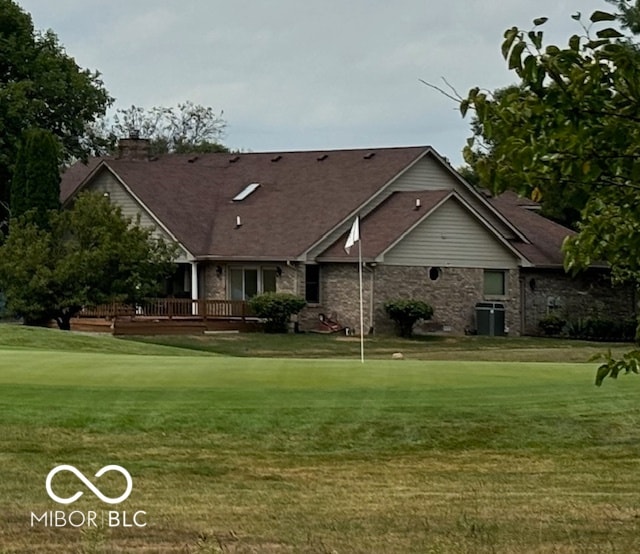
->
[384,299,433,338]
[537,315,566,337]
[248,292,306,333]
[566,317,637,342]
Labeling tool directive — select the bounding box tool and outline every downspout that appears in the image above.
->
[519,275,525,336]
[364,263,376,334]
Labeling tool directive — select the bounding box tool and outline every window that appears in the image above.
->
[305,265,320,304]
[262,269,277,293]
[483,270,506,296]
[229,267,276,300]
[428,267,442,281]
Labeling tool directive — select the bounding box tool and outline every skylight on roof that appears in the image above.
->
[233,182,260,201]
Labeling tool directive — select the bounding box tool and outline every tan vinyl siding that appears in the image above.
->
[383,198,518,268]
[389,155,518,240]
[86,170,190,261]
[388,155,455,192]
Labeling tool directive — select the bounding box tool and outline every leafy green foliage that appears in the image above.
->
[248,292,307,333]
[566,317,637,342]
[462,5,640,383]
[593,349,640,385]
[464,8,640,261]
[384,299,434,338]
[0,192,176,329]
[95,102,228,156]
[10,129,61,228]
[0,1,112,223]
[538,315,566,337]
[605,0,640,33]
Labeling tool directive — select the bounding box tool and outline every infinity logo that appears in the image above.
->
[45,465,133,505]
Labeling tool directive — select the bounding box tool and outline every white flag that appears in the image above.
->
[344,216,360,254]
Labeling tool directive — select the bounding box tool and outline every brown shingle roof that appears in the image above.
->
[61,147,431,258]
[317,190,451,260]
[60,147,574,268]
[489,191,574,267]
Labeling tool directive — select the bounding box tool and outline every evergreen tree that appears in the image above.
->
[0,0,112,224]
[10,129,61,227]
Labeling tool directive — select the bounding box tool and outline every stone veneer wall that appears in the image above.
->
[200,262,302,301]
[521,269,637,335]
[372,266,521,336]
[193,263,636,336]
[199,261,526,336]
[296,264,521,336]
[310,264,375,333]
[201,262,225,299]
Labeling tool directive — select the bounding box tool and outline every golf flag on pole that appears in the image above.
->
[343,215,365,363]
[344,217,360,254]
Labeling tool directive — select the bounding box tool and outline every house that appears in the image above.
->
[60,138,636,335]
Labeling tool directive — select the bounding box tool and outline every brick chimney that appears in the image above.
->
[117,131,151,160]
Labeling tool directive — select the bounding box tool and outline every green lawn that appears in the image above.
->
[1,326,640,552]
[124,330,635,362]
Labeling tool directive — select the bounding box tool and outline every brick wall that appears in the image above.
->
[198,261,636,337]
[373,266,521,335]
[521,268,636,335]
[297,264,521,336]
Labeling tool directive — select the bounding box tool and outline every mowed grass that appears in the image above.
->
[1,326,640,553]
[126,331,636,362]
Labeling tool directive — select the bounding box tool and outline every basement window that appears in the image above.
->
[233,183,260,201]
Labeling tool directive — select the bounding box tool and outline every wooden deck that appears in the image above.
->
[74,299,263,335]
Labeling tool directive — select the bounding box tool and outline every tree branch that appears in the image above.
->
[419,78,463,103]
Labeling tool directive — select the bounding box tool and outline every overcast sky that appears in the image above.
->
[18,0,607,165]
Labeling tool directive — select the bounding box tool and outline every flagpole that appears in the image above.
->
[344,215,365,364]
[358,234,364,364]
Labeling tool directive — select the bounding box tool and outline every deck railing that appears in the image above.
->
[78,299,255,319]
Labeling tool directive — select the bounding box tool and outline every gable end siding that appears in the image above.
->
[387,155,455,193]
[86,171,190,261]
[383,198,519,268]
[388,155,518,240]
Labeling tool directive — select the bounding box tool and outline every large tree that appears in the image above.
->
[10,128,61,228]
[0,0,112,224]
[462,2,640,229]
[461,2,640,383]
[95,102,229,156]
[0,192,176,330]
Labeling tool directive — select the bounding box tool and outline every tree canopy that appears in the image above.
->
[95,102,229,156]
[462,4,640,283]
[461,1,640,383]
[0,192,176,330]
[0,0,112,224]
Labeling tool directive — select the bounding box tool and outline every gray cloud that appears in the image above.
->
[19,0,606,164]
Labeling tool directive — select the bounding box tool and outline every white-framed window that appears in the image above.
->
[229,267,277,300]
[483,270,507,296]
